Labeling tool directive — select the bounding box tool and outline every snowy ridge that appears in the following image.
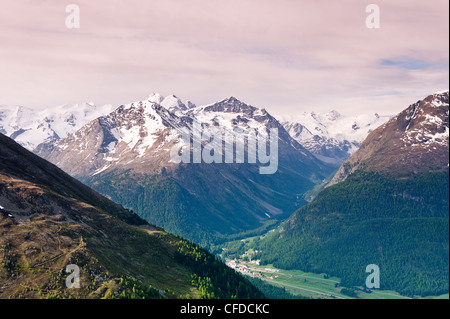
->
[39,93,197,176]
[33,93,326,178]
[0,102,116,150]
[2,92,394,169]
[187,97,271,132]
[147,93,196,115]
[280,110,392,165]
[401,91,449,148]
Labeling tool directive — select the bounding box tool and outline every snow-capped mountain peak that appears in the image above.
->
[400,90,449,147]
[145,93,196,114]
[329,91,449,185]
[34,94,325,178]
[147,92,164,104]
[160,94,188,113]
[201,96,259,115]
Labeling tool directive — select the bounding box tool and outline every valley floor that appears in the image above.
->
[219,236,449,300]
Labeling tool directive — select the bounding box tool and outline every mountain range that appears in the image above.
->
[33,94,334,245]
[1,97,391,169]
[1,90,448,298]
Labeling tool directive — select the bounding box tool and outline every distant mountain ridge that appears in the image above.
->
[0,102,116,151]
[1,95,393,168]
[281,110,392,166]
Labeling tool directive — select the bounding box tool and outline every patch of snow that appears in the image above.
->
[92,164,111,176]
[105,141,117,152]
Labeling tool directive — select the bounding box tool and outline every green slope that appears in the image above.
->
[257,169,449,297]
[83,171,218,246]
[0,133,264,299]
[82,162,321,247]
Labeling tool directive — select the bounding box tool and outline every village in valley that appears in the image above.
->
[224,250,279,280]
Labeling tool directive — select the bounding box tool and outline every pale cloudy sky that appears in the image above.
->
[0,0,448,117]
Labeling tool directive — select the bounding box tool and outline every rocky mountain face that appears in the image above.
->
[257,91,449,297]
[329,91,449,185]
[0,103,116,151]
[282,111,392,166]
[34,94,334,244]
[35,95,189,178]
[0,132,264,299]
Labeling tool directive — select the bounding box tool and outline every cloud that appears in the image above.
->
[0,0,448,116]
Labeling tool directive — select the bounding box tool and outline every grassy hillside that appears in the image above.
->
[0,172,265,299]
[0,133,264,299]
